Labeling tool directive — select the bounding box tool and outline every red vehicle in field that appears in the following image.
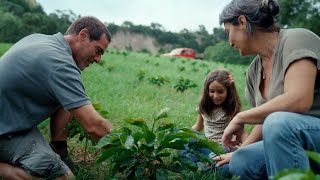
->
[163,48,196,59]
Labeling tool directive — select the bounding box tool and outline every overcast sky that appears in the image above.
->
[37,0,231,33]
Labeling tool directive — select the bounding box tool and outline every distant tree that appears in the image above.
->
[0,0,25,16]
[105,22,120,36]
[279,0,320,35]
[122,21,134,28]
[0,11,24,42]
[212,27,228,42]
[150,22,165,31]
[197,25,209,36]
[204,41,254,65]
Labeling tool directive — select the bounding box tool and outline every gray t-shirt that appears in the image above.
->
[245,28,320,117]
[0,33,91,135]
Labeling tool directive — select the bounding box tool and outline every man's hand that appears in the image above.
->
[0,163,30,180]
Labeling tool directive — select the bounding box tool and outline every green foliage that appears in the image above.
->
[204,41,255,65]
[279,0,320,36]
[0,43,12,57]
[0,0,76,43]
[136,68,146,81]
[11,44,249,178]
[95,108,224,179]
[178,65,186,72]
[173,77,198,92]
[0,11,24,42]
[148,76,170,87]
[66,103,109,143]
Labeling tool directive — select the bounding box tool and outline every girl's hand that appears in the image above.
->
[212,152,232,167]
[221,115,245,151]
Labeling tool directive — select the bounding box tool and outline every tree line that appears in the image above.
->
[1,0,320,65]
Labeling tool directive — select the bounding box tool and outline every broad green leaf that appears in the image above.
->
[113,150,136,162]
[95,133,120,149]
[156,169,168,180]
[180,127,205,137]
[306,151,320,163]
[154,107,170,121]
[110,161,122,177]
[156,152,171,158]
[191,150,214,164]
[144,129,156,144]
[155,122,176,132]
[137,138,147,147]
[163,139,188,150]
[132,132,144,144]
[161,132,197,146]
[124,135,135,149]
[124,118,149,129]
[179,156,198,171]
[198,139,224,155]
[121,158,138,176]
[139,144,156,154]
[96,146,124,163]
[120,133,129,146]
[135,166,145,178]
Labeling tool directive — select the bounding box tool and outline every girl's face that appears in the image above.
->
[208,81,228,106]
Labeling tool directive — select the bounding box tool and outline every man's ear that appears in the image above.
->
[237,15,247,31]
[79,29,89,41]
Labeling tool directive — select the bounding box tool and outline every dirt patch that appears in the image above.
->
[109,30,160,53]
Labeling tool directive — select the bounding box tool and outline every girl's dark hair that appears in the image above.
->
[198,69,241,119]
[65,16,112,42]
[219,0,280,33]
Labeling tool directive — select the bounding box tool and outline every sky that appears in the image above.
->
[36,0,231,33]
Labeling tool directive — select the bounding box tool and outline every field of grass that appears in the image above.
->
[0,44,251,179]
[82,50,250,129]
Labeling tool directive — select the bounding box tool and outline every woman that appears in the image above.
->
[213,0,320,179]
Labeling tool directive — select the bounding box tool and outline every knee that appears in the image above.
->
[229,149,251,176]
[263,112,292,135]
[21,152,69,179]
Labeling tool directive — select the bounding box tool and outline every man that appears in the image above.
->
[0,16,113,179]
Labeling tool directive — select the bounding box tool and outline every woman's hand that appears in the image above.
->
[212,152,232,167]
[222,115,245,151]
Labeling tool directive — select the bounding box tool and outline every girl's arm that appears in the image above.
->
[192,115,204,131]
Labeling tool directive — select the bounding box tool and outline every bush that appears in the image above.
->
[95,108,224,179]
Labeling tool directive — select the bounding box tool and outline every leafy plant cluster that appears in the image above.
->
[95,108,224,179]
[173,77,198,92]
[148,76,170,87]
[66,103,109,143]
[136,68,146,81]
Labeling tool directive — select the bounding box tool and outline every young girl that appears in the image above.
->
[191,69,247,159]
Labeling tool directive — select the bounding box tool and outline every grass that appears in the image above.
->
[0,45,250,179]
[82,50,249,128]
[0,43,12,56]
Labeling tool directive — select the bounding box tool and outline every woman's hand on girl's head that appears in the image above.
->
[222,115,245,151]
[212,152,232,167]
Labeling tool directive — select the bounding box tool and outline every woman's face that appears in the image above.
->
[224,22,250,56]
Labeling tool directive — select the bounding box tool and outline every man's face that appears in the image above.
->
[73,33,109,70]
